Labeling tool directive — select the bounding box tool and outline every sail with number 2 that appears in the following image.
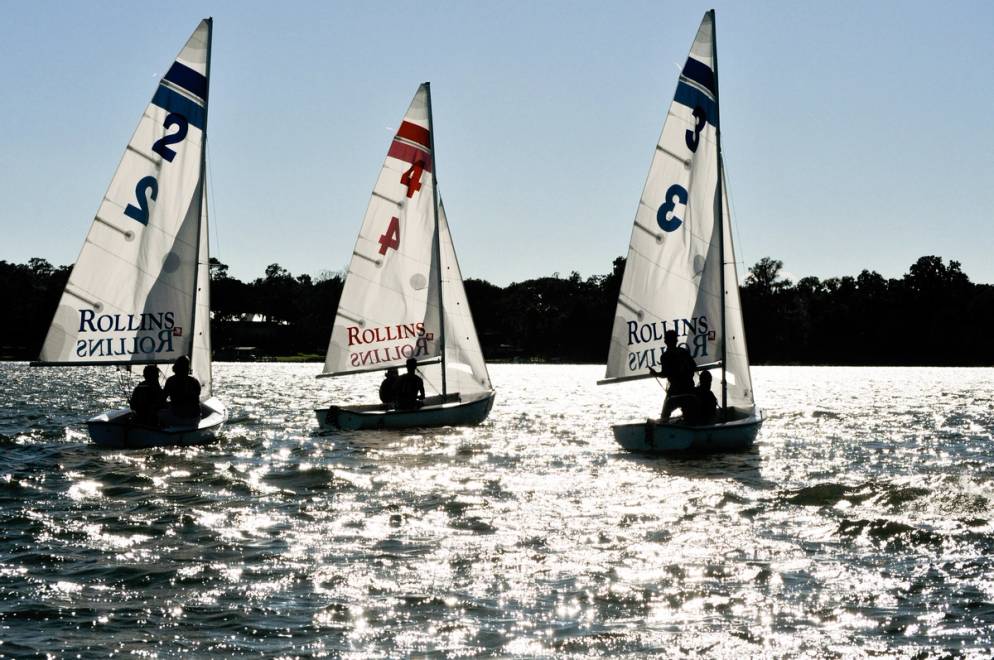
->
[316,83,494,431]
[602,10,761,453]
[35,19,225,448]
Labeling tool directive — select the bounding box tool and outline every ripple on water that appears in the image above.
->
[1,362,993,655]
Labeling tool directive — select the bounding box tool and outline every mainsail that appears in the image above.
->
[38,20,212,380]
[322,84,443,377]
[321,83,492,401]
[603,10,754,410]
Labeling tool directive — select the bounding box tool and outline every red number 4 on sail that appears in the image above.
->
[378,216,400,255]
[400,160,425,198]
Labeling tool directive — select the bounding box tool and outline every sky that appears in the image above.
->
[1,0,992,286]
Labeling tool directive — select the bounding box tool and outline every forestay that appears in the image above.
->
[603,11,754,410]
[322,85,443,377]
[38,20,211,375]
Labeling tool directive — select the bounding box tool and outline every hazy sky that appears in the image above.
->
[2,1,992,285]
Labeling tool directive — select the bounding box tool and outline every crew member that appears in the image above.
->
[130,364,164,426]
[379,367,399,408]
[160,355,201,426]
[649,330,697,421]
[395,358,425,410]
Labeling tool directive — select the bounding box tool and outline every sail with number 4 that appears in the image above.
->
[321,83,492,404]
[603,10,754,414]
[37,19,215,397]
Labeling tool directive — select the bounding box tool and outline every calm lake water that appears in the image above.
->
[1,363,993,657]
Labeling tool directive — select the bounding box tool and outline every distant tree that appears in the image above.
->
[28,258,54,278]
[741,258,794,362]
[209,257,230,281]
[745,257,790,295]
[904,255,970,293]
[264,263,291,281]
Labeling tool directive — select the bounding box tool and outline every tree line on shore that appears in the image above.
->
[2,255,991,365]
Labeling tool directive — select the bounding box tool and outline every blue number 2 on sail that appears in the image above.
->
[124,176,159,225]
[151,113,190,162]
[656,184,688,232]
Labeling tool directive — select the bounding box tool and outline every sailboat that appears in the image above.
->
[599,10,762,453]
[315,83,495,431]
[33,19,225,449]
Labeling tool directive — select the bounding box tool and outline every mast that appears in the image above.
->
[189,17,212,377]
[425,82,447,396]
[710,9,728,420]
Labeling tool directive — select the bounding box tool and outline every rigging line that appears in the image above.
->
[116,365,135,403]
[721,155,749,270]
[207,141,221,264]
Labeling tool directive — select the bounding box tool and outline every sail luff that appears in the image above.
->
[710,8,729,418]
[425,82,448,396]
[189,17,213,396]
[716,153,728,417]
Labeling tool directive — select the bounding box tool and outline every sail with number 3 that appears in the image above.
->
[34,19,226,448]
[316,83,494,431]
[602,10,762,453]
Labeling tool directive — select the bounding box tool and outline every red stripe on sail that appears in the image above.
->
[387,141,433,172]
[396,121,430,148]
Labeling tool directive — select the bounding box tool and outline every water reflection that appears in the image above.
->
[0,363,992,655]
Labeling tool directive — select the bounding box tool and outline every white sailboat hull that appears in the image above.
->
[87,396,227,449]
[315,391,495,431]
[613,408,762,454]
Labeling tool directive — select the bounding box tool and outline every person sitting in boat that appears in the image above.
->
[648,330,697,421]
[159,356,202,426]
[379,367,400,409]
[395,358,425,410]
[687,370,719,424]
[130,364,164,426]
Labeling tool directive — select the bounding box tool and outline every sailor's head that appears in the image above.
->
[699,370,712,387]
[172,355,190,375]
[664,329,678,348]
[405,358,418,373]
[386,367,399,378]
[143,364,160,382]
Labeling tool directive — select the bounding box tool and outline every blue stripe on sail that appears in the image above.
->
[151,85,205,130]
[681,57,715,96]
[163,61,207,100]
[674,81,717,128]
